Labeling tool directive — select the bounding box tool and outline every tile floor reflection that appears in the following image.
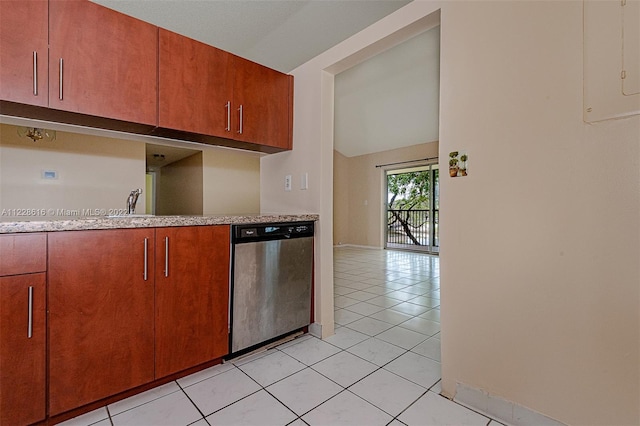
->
[60,247,502,426]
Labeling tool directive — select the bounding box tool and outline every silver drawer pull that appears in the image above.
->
[143,238,148,281]
[27,286,33,338]
[33,51,38,96]
[59,58,64,100]
[225,101,231,131]
[164,236,169,277]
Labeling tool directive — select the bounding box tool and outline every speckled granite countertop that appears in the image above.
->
[0,214,319,234]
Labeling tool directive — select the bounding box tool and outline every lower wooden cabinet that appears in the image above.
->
[0,273,46,426]
[47,226,230,416]
[155,226,230,377]
[47,229,156,415]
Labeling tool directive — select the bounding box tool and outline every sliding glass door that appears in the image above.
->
[385,164,439,254]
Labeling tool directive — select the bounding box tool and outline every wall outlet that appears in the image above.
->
[42,170,58,180]
[284,175,292,191]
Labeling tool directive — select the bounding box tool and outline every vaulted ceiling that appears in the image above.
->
[334,26,440,157]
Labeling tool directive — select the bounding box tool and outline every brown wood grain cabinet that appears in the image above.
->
[48,0,158,125]
[1,0,158,125]
[0,0,49,107]
[158,29,233,138]
[47,226,230,415]
[47,229,156,415]
[1,0,292,152]
[0,234,47,426]
[232,55,293,150]
[159,29,293,150]
[155,225,230,378]
[0,274,47,426]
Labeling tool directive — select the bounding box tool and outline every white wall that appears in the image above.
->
[202,148,260,215]
[261,69,336,337]
[0,123,145,218]
[439,2,639,424]
[260,1,640,425]
[0,123,262,219]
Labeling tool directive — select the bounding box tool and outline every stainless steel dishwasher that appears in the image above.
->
[230,221,314,354]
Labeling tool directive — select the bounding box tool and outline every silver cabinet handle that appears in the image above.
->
[143,237,148,281]
[227,243,232,334]
[27,286,33,339]
[58,58,64,100]
[225,101,231,132]
[238,105,243,134]
[33,51,38,96]
[164,236,169,277]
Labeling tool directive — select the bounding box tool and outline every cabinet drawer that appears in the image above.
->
[0,233,46,276]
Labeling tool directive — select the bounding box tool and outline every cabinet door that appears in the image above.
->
[232,56,293,150]
[48,229,155,415]
[159,29,233,137]
[0,0,48,106]
[48,0,158,125]
[155,226,230,378]
[0,273,46,426]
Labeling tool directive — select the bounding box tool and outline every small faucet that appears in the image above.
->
[126,188,143,214]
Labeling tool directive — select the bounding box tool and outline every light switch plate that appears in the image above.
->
[301,173,308,190]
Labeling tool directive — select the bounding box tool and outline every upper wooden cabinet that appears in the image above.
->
[158,29,232,138]
[1,0,292,152]
[0,0,158,124]
[232,56,293,150]
[0,0,49,107]
[48,0,158,125]
[159,29,293,150]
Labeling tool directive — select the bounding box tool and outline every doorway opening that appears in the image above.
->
[385,163,439,254]
[326,7,442,344]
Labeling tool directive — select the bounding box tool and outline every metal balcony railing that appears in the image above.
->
[387,209,439,251]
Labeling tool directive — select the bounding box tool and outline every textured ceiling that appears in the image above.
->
[91,0,411,73]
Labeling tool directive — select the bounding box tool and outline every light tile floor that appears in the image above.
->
[60,246,503,426]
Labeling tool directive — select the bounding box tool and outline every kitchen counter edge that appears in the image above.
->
[0,214,319,234]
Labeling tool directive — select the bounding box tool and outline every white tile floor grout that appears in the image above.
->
[60,246,504,426]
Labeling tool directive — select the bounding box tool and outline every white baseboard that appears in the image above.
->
[333,243,382,250]
[454,383,566,426]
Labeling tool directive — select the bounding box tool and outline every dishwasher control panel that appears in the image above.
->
[233,221,314,243]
